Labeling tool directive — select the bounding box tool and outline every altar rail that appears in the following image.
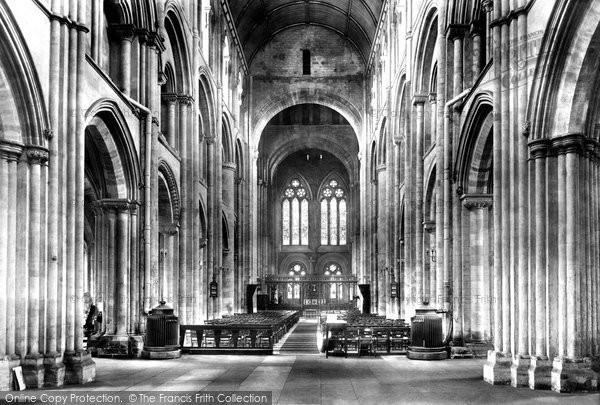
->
[179,311,300,354]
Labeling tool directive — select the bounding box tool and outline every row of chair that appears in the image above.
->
[324,326,411,357]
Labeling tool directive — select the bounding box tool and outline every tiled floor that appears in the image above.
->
[10,354,598,404]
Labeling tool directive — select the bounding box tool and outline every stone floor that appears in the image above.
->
[3,354,598,404]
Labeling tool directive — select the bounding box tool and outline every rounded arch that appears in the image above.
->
[455,93,494,194]
[279,254,310,275]
[163,2,192,94]
[221,112,234,164]
[252,89,362,146]
[0,2,49,146]
[158,161,180,224]
[235,138,245,180]
[198,70,217,137]
[267,136,358,185]
[424,164,437,220]
[413,6,438,93]
[529,0,600,139]
[84,99,141,200]
[315,253,350,275]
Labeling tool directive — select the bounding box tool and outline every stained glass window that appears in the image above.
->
[320,178,347,246]
[282,199,290,245]
[281,178,309,246]
[291,198,300,245]
[330,197,338,245]
[301,199,308,244]
[339,199,346,245]
[321,199,328,245]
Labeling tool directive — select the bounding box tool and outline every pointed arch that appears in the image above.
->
[84,99,141,200]
[221,112,235,164]
[0,2,49,146]
[455,93,494,194]
[158,161,181,224]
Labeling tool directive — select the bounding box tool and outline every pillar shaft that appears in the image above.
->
[565,151,578,359]
[534,155,547,357]
[115,206,129,335]
[413,97,426,304]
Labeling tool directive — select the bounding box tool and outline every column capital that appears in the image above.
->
[146,31,166,52]
[429,92,437,103]
[110,24,135,41]
[376,163,387,173]
[550,133,586,155]
[204,136,216,145]
[26,145,49,165]
[162,93,178,104]
[0,139,24,161]
[412,94,428,106]
[222,162,237,172]
[446,24,469,41]
[100,198,135,212]
[460,193,493,209]
[178,95,194,106]
[528,138,551,159]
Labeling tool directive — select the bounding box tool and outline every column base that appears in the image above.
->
[465,341,494,359]
[483,351,512,385]
[0,355,20,391]
[450,346,474,359]
[22,353,45,389]
[43,352,65,388]
[64,351,96,385]
[141,348,181,359]
[551,357,599,392]
[96,335,136,358]
[528,356,552,390]
[511,354,531,387]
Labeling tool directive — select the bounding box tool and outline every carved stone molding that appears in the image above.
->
[460,193,493,210]
[376,163,387,173]
[0,140,23,161]
[178,95,194,106]
[412,94,428,106]
[162,93,178,104]
[158,162,181,223]
[100,198,134,212]
[222,162,237,172]
[26,145,49,165]
[44,128,54,140]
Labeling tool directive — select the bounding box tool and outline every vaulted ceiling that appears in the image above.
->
[227,0,385,64]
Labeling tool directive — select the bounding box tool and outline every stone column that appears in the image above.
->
[222,162,236,315]
[22,146,49,388]
[483,0,512,384]
[528,140,551,389]
[163,94,177,146]
[550,136,597,392]
[0,142,22,391]
[461,194,492,350]
[413,95,427,304]
[114,25,134,96]
[115,202,130,336]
